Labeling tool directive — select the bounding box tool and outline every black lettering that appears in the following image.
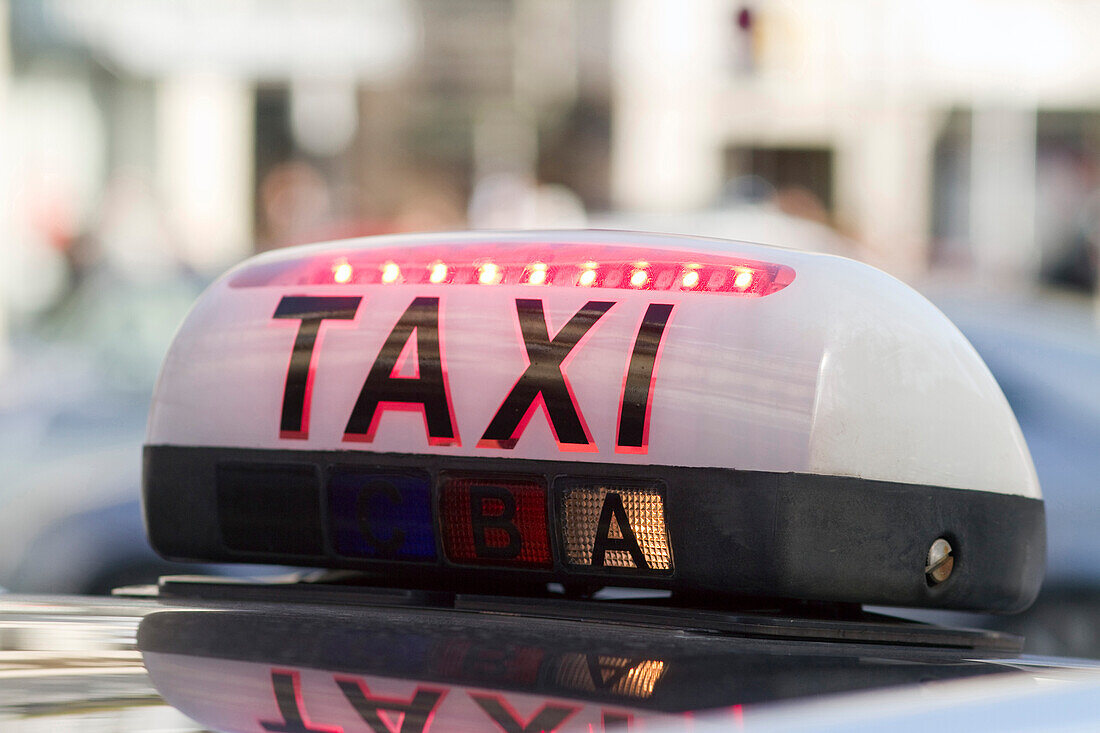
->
[357,480,405,556]
[344,297,459,445]
[470,694,577,733]
[273,296,361,439]
[336,677,446,733]
[480,299,614,449]
[470,486,521,559]
[260,670,341,733]
[616,304,673,452]
[592,493,649,569]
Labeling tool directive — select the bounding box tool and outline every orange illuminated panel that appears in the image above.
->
[558,480,672,572]
[554,654,667,699]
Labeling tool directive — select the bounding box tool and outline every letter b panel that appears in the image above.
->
[440,474,552,568]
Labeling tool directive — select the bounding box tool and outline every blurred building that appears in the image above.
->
[0,1,610,301]
[613,0,1100,281]
[6,0,1100,356]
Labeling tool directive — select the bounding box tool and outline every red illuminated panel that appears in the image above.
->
[440,475,551,568]
[432,639,544,685]
[229,242,795,297]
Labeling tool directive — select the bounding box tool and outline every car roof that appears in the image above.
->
[0,583,1092,731]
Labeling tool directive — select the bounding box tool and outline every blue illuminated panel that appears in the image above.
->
[328,469,436,561]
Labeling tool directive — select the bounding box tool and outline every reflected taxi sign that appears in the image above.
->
[143,230,1045,611]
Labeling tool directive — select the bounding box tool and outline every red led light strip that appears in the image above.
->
[230,243,795,296]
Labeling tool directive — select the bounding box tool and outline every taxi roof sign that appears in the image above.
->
[143,230,1044,612]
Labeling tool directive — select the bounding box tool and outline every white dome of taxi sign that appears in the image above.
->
[143,230,1044,612]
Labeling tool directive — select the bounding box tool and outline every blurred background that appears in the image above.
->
[2,0,1100,654]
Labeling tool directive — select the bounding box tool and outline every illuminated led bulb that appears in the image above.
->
[733,269,754,290]
[630,269,648,288]
[578,265,597,287]
[478,262,500,284]
[681,270,700,289]
[332,259,353,284]
[380,261,401,284]
[429,262,448,284]
[527,263,548,285]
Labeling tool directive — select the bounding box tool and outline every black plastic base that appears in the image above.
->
[134,580,1023,714]
[132,573,1022,652]
[143,445,1045,612]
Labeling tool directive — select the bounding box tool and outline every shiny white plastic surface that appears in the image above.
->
[143,652,682,732]
[147,230,1039,498]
